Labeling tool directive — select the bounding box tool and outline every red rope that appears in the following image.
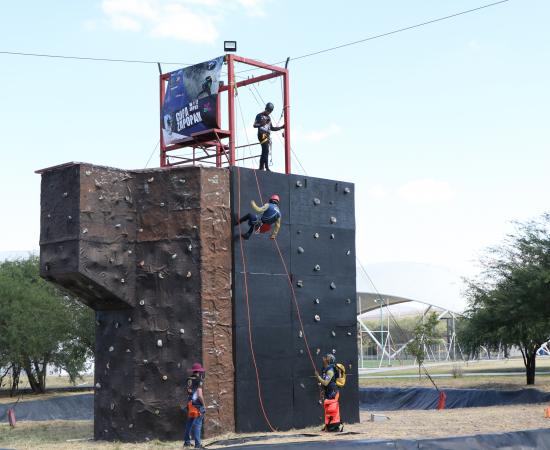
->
[235,166,276,432]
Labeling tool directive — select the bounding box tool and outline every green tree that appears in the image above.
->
[405,312,440,379]
[0,256,94,394]
[459,213,550,385]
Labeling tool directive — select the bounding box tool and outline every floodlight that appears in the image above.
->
[224,41,237,52]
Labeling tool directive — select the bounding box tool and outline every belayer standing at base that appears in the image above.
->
[253,102,284,171]
[236,194,281,240]
[316,353,343,432]
[184,363,206,448]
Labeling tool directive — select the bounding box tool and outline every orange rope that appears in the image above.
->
[235,166,277,432]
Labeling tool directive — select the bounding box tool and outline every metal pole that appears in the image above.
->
[227,54,236,166]
[283,70,291,174]
[359,296,364,369]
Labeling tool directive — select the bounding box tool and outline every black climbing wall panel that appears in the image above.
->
[231,168,359,432]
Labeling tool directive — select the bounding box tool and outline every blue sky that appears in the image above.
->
[1,0,548,306]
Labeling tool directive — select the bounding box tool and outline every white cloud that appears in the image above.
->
[97,0,268,42]
[367,185,389,201]
[295,123,342,143]
[396,179,455,205]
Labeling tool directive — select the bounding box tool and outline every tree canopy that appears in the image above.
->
[459,213,550,385]
[0,255,94,394]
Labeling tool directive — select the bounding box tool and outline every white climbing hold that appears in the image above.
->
[330,233,335,239]
[330,282,336,290]
[158,272,164,279]
[346,250,351,256]
[98,195,104,200]
[314,264,321,271]
[331,331,336,337]
[179,178,186,184]
[171,253,177,259]
[344,187,351,194]
[296,180,302,187]
[147,177,154,183]
[114,322,120,328]
[143,359,148,364]
[82,228,88,234]
[162,375,168,381]
[120,278,125,284]
[186,271,192,278]
[95,382,101,389]
[297,246,304,254]
[313,198,321,205]
[330,216,337,224]
[109,346,114,352]
[128,250,132,254]
[316,348,321,355]
[332,349,336,354]
[160,202,165,207]
[129,424,134,429]
[126,349,131,353]
[347,332,352,336]
[85,170,92,176]
[115,224,121,228]
[314,232,320,239]
[297,280,303,288]
[346,298,351,304]
[63,192,68,197]
[314,298,320,304]
[139,300,145,306]
[188,244,193,252]
[314,314,321,322]
[67,215,72,220]
[138,228,144,233]
[180,328,185,334]
[157,339,163,347]
[298,330,303,338]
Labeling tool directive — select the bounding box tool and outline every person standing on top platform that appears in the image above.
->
[253,102,284,171]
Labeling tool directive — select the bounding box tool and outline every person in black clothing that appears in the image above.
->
[316,353,343,432]
[253,102,284,171]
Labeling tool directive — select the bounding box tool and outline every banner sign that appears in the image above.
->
[161,56,224,145]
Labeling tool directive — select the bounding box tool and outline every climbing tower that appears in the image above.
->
[37,54,358,441]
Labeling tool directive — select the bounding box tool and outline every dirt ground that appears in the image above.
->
[1,403,550,449]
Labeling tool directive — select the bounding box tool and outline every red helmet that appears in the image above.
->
[269,194,280,203]
[190,362,205,373]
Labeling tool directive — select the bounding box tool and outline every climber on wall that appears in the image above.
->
[236,194,281,240]
[316,353,343,432]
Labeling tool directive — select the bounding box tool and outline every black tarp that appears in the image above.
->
[0,394,93,421]
[208,428,550,449]
[360,387,550,410]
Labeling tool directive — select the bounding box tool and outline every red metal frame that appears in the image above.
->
[160,54,291,174]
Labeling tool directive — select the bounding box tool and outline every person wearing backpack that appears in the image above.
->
[316,353,345,432]
[184,363,206,448]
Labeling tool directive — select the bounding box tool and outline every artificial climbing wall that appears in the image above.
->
[39,163,234,441]
[230,168,359,432]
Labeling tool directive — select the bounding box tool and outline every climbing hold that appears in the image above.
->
[139,300,145,306]
[298,330,303,338]
[115,224,121,228]
[95,383,101,389]
[330,216,337,224]
[96,320,101,326]
[67,215,72,221]
[85,170,92,176]
[138,260,145,268]
[314,314,321,322]
[346,298,351,304]
[156,339,163,348]
[313,198,321,205]
[299,349,304,354]
[329,200,334,205]
[297,246,304,254]
[143,359,148,364]
[344,187,351,194]
[129,424,134,429]
[314,298,320,304]
[171,253,177,259]
[128,250,132,255]
[179,178,186,184]
[47,214,51,219]
[187,244,193,252]
[180,328,185,334]
[125,195,131,202]
[297,280,303,288]
[330,282,336,290]
[98,195,104,200]
[147,177,154,183]
[158,273,164,279]
[314,264,321,271]
[316,348,321,355]
[314,232,320,239]
[330,233,335,239]
[296,180,302,187]
[128,317,132,322]
[110,403,115,410]
[347,332,352,336]
[82,228,88,234]
[332,349,337,354]
[346,250,351,256]
[162,375,168,381]
[109,346,114,352]
[62,192,68,198]
[300,382,305,389]
[126,349,131,353]
[331,331,336,337]
[114,322,120,329]
[160,202,165,207]
[120,278,125,284]
[186,271,192,278]
[138,228,144,233]
[155,410,160,415]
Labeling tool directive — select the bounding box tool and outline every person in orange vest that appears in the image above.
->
[184,363,206,448]
[316,353,343,432]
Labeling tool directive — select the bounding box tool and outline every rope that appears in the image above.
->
[235,165,277,432]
